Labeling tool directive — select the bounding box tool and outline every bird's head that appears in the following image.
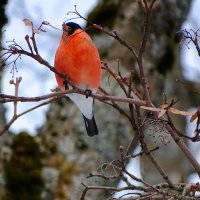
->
[62,22,82,36]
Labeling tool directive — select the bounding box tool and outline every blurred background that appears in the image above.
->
[1,0,200,199]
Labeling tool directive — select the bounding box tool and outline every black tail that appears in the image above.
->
[82,115,98,137]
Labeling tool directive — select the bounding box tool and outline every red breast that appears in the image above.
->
[54,28,101,91]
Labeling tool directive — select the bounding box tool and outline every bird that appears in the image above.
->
[54,22,101,136]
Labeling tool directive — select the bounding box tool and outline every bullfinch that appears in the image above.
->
[54,22,101,136]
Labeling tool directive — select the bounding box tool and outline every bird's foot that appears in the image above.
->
[85,89,92,98]
[63,76,69,90]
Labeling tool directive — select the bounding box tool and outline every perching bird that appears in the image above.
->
[54,22,101,136]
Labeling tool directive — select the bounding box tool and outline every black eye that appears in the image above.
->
[67,27,73,35]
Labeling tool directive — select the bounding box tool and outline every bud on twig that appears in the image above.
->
[9,79,14,84]
[42,21,49,25]
[17,76,22,83]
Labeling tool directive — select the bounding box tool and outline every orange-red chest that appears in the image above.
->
[54,31,101,91]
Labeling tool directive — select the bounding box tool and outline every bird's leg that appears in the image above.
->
[85,89,92,98]
[63,76,69,90]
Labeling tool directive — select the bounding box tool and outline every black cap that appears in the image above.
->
[65,22,82,35]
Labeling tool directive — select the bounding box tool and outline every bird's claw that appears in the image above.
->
[63,76,69,90]
[85,89,92,98]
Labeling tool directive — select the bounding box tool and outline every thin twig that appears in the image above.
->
[0,96,56,135]
[0,90,147,106]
